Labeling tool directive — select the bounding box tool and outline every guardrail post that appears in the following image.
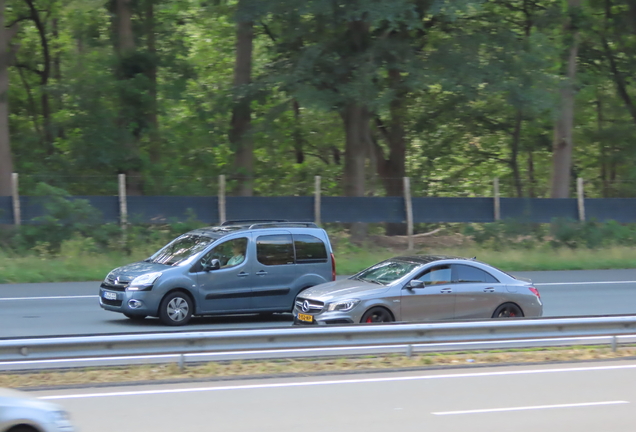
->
[406,344,413,358]
[314,176,321,225]
[118,174,128,237]
[11,173,20,226]
[493,177,501,221]
[403,177,414,251]
[179,353,185,372]
[611,335,617,352]
[577,177,585,222]
[218,175,226,224]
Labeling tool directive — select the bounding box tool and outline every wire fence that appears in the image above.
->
[15,174,635,199]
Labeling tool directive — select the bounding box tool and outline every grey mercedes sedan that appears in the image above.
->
[293,255,542,325]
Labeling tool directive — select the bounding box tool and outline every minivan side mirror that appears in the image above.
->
[203,259,221,272]
[406,280,425,289]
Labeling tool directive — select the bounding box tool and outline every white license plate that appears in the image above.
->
[103,291,117,300]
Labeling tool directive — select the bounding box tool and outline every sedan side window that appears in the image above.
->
[452,264,499,283]
[415,265,452,286]
[200,237,248,269]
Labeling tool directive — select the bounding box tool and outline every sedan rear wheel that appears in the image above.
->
[360,307,394,324]
[492,303,524,318]
[159,292,193,326]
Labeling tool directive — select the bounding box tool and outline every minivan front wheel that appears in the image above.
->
[159,292,193,326]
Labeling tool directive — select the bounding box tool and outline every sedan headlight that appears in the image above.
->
[327,299,360,312]
[128,272,162,291]
[49,409,71,424]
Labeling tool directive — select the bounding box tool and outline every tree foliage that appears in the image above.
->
[2,0,636,201]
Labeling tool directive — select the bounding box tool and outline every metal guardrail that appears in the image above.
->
[2,316,636,365]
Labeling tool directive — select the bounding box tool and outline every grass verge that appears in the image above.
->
[2,245,636,284]
[4,346,636,390]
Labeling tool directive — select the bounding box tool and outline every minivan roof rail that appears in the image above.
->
[221,219,288,226]
[248,222,319,229]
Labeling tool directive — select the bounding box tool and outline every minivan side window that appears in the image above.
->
[257,234,294,266]
[452,264,499,283]
[294,234,327,263]
[200,237,248,269]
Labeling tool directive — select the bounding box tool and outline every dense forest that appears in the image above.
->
[1,0,636,203]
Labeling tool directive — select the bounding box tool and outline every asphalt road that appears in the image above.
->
[2,269,636,338]
[35,360,636,432]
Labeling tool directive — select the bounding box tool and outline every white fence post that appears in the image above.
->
[493,177,501,221]
[11,173,20,226]
[403,177,414,251]
[314,176,321,225]
[218,175,226,224]
[118,174,128,233]
[577,177,586,222]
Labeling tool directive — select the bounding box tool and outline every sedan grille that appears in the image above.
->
[295,298,324,313]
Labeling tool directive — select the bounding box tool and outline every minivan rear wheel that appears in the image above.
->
[159,291,193,326]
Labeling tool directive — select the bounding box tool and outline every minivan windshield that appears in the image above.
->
[354,260,419,285]
[146,234,213,266]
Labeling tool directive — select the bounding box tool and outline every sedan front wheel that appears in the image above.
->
[360,307,394,324]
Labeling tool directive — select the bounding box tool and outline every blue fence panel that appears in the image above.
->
[322,197,405,223]
[586,199,636,223]
[20,196,119,224]
[227,197,314,222]
[128,196,218,224]
[0,196,12,224]
[501,198,578,223]
[412,197,493,223]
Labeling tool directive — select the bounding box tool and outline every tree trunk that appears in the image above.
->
[342,103,369,240]
[229,6,253,196]
[25,0,53,152]
[374,68,408,235]
[145,0,160,164]
[550,0,581,198]
[511,110,523,198]
[0,0,14,196]
[527,149,535,198]
[115,0,143,195]
[52,18,64,140]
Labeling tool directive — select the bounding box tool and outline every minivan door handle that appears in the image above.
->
[237,272,249,278]
[256,270,268,276]
[483,287,495,292]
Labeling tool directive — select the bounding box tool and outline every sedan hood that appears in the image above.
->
[107,261,167,281]
[300,278,390,301]
[0,388,61,411]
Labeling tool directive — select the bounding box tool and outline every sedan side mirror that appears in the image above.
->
[203,259,221,272]
[406,280,425,289]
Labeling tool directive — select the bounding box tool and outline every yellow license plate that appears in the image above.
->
[297,313,313,323]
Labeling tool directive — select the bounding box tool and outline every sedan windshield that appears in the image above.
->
[354,260,419,285]
[147,234,213,266]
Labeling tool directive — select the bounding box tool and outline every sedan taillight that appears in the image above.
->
[528,286,540,298]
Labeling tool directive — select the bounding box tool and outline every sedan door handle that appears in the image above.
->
[440,287,452,294]
[237,272,249,278]
[483,287,495,292]
[256,270,268,276]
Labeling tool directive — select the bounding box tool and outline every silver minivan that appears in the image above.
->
[99,221,335,325]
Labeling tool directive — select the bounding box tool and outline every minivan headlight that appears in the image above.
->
[128,272,162,291]
[327,299,360,312]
